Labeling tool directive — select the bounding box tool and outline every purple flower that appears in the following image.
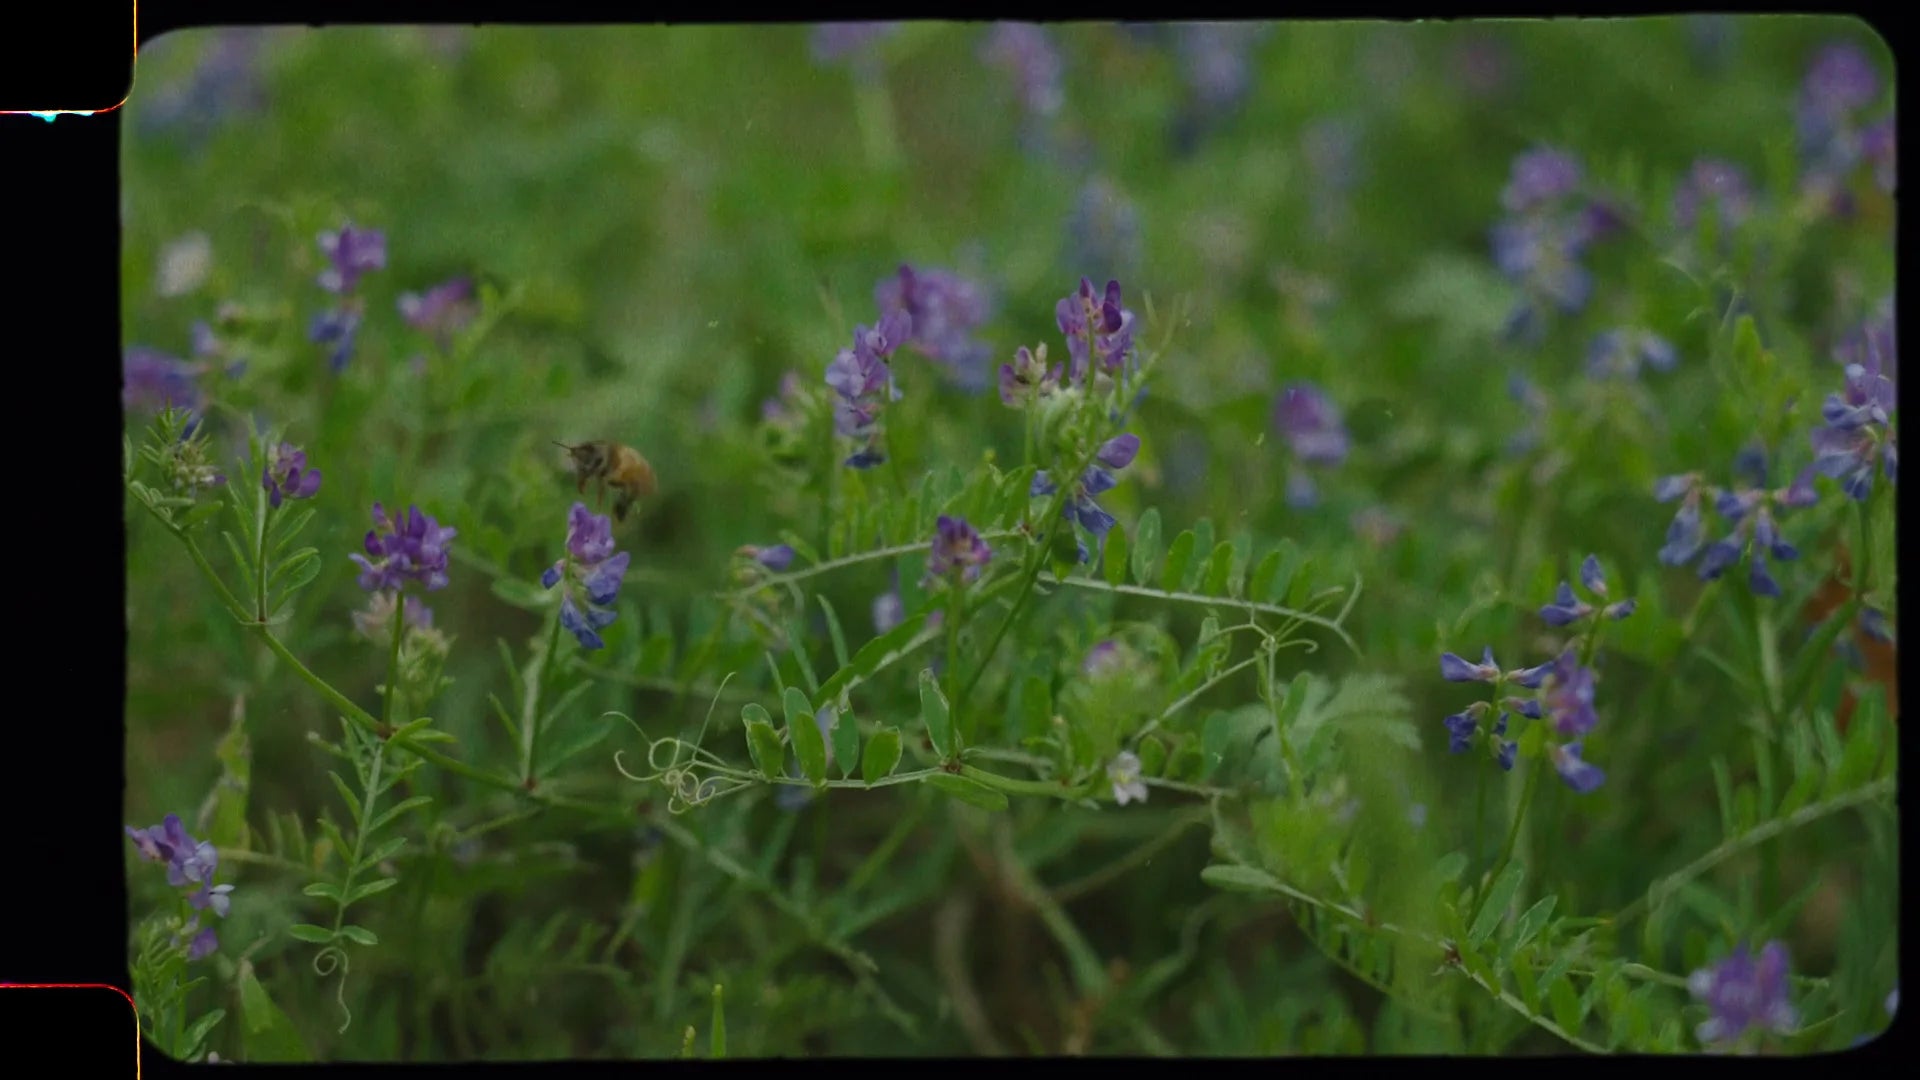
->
[1056,276,1137,384]
[261,442,322,508]
[1440,646,1501,684]
[872,585,905,634]
[397,277,477,346]
[927,515,992,586]
[1541,650,1598,737]
[1672,158,1755,233]
[541,502,630,650]
[1032,432,1140,557]
[350,502,457,594]
[1550,741,1606,793]
[1656,460,1812,593]
[741,544,794,573]
[123,348,206,414]
[875,265,993,390]
[1108,751,1148,805]
[1273,383,1350,466]
[1508,660,1554,689]
[982,23,1064,118]
[309,306,363,373]
[1491,218,1594,314]
[127,813,234,958]
[825,310,912,468]
[1083,640,1124,678]
[1689,941,1798,1046]
[1811,358,1898,501]
[1800,43,1881,130]
[1173,23,1262,114]
[1494,738,1518,771]
[1539,581,1594,627]
[1587,328,1679,379]
[999,344,1064,409]
[1502,147,1583,215]
[134,29,267,144]
[316,224,387,296]
[1442,703,1485,753]
[184,923,221,962]
[1861,115,1895,193]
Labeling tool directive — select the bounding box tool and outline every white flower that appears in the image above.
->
[1108,751,1148,805]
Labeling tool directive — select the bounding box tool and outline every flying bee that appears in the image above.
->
[554,440,658,522]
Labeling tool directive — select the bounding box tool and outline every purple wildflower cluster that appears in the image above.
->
[124,348,207,416]
[1795,42,1894,211]
[1811,306,1897,500]
[1672,158,1756,235]
[262,442,323,508]
[350,502,457,594]
[541,503,632,650]
[1055,277,1138,385]
[926,515,993,587]
[1656,448,1820,596]
[1032,433,1141,561]
[310,223,387,373]
[1439,555,1632,793]
[126,814,235,962]
[875,265,993,391]
[760,371,809,426]
[1688,941,1799,1048]
[824,309,911,469]
[1489,147,1621,343]
[398,276,478,350]
[1273,383,1350,508]
[134,29,268,145]
[1586,328,1678,381]
[998,343,1064,409]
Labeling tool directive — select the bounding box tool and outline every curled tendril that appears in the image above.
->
[311,944,353,1033]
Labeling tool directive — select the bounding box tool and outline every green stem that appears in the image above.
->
[944,587,966,739]
[254,489,270,621]
[383,593,406,728]
[1491,754,1545,884]
[1853,492,1873,597]
[959,764,1088,800]
[1473,762,1489,871]
[181,534,249,622]
[331,747,385,938]
[522,603,566,784]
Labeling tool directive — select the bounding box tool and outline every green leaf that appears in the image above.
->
[818,613,930,701]
[1201,541,1235,597]
[326,772,363,824]
[1130,508,1162,586]
[817,595,852,672]
[539,712,621,778]
[1548,975,1582,1035]
[1468,863,1525,948]
[1432,851,1469,884]
[743,707,784,780]
[1013,674,1052,742]
[830,705,860,779]
[1103,524,1130,586]
[180,1008,228,1060]
[785,686,828,786]
[1261,539,1301,603]
[1510,895,1558,954]
[1200,864,1282,893]
[1162,530,1195,593]
[345,877,399,904]
[366,794,433,837]
[364,835,407,866]
[861,726,903,784]
[919,669,954,759]
[1247,548,1283,603]
[710,984,727,1059]
[302,882,344,902]
[925,772,1009,812]
[237,963,311,1061]
[338,924,379,947]
[287,924,335,944]
[269,549,322,594]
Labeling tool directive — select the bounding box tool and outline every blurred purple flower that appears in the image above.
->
[810,22,900,69]
[1066,179,1142,287]
[927,515,992,585]
[1689,941,1798,1046]
[1173,22,1263,114]
[1672,158,1755,233]
[541,502,630,650]
[1541,650,1598,737]
[261,442,322,508]
[1549,741,1606,793]
[876,265,993,391]
[1083,639,1125,678]
[872,583,905,634]
[1587,328,1678,380]
[825,309,911,468]
[742,544,795,573]
[982,23,1064,118]
[1503,147,1583,215]
[350,502,457,594]
[135,29,268,143]
[317,224,387,296]
[398,276,477,347]
[309,305,363,373]
[1811,357,1897,501]
[123,348,205,414]
[761,371,808,425]
[1440,646,1501,684]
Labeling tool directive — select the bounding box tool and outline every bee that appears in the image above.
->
[554,440,658,522]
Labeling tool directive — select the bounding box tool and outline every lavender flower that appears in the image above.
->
[740,544,795,573]
[127,813,234,961]
[1502,148,1584,215]
[982,23,1064,118]
[1541,650,1598,737]
[999,343,1064,409]
[1672,158,1755,233]
[760,371,809,425]
[123,348,205,414]
[261,442,322,508]
[1655,459,1816,594]
[1032,433,1140,558]
[1055,277,1137,384]
[1491,147,1616,341]
[1083,639,1126,678]
[875,265,993,391]
[927,515,992,586]
[1273,382,1349,508]
[1811,354,1897,501]
[350,502,457,594]
[309,306,363,373]
[1861,115,1895,194]
[1108,751,1148,805]
[134,29,268,144]
[1688,941,1799,1047]
[1587,328,1678,380]
[825,310,912,468]
[1173,23,1262,114]
[397,276,478,347]
[317,224,387,296]
[1442,701,1488,752]
[541,502,631,650]
[1440,647,1501,684]
[1549,741,1606,793]
[1796,43,1890,210]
